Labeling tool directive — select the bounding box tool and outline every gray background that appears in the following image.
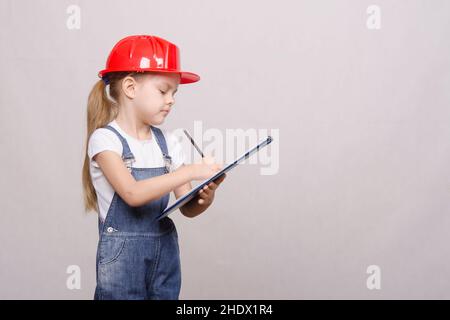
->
[0,0,449,299]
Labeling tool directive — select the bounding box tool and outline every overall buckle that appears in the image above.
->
[163,154,172,173]
[123,155,135,171]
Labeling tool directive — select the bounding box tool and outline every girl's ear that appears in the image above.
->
[121,76,138,99]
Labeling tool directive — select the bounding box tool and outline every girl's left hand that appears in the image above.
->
[197,174,226,205]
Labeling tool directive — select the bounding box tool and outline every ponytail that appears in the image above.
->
[82,79,118,213]
[82,72,146,214]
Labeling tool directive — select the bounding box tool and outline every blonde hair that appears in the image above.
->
[82,71,146,213]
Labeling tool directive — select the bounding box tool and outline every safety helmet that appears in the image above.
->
[98,35,200,84]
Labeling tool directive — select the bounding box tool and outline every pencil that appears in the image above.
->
[183,129,205,158]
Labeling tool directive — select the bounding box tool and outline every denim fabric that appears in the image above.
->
[94,125,181,300]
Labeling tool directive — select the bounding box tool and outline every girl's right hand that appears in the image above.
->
[188,156,223,181]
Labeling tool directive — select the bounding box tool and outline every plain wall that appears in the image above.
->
[0,0,449,299]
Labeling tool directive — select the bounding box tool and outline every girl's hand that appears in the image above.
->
[196,174,227,205]
[189,156,223,181]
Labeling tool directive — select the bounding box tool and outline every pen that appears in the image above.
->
[183,129,205,158]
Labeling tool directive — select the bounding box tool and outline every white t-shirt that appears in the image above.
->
[87,120,185,221]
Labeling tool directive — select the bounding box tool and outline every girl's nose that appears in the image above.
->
[167,97,175,106]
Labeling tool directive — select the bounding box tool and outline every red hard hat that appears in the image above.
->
[98,35,200,84]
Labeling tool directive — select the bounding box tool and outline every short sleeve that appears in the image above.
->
[165,130,186,171]
[88,128,123,167]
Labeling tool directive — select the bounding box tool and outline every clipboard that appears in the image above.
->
[157,135,273,220]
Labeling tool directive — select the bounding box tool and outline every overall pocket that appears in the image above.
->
[98,237,127,266]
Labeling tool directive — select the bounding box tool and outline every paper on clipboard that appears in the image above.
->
[157,135,273,220]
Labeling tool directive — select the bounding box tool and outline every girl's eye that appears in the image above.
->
[159,90,166,94]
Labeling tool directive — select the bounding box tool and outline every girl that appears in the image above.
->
[81,35,226,300]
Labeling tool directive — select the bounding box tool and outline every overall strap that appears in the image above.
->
[103,125,135,160]
[150,126,172,172]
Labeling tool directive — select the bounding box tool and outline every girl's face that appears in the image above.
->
[131,72,180,125]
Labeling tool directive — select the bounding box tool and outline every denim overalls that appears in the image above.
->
[94,125,181,300]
